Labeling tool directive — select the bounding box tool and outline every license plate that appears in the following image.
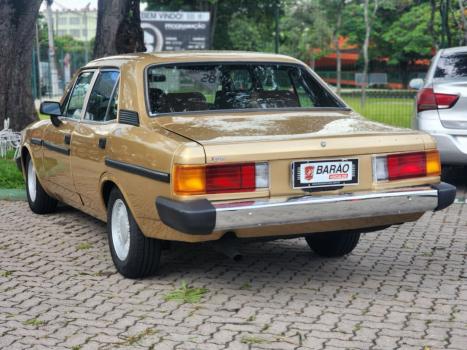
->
[292,159,359,189]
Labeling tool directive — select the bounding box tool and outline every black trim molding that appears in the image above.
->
[31,138,42,146]
[105,158,170,183]
[43,141,70,156]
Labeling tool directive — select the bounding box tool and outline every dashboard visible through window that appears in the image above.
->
[146,63,344,115]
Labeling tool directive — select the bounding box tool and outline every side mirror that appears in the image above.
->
[40,101,62,127]
[409,78,424,90]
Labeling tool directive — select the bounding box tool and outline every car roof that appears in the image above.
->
[85,51,303,69]
[440,46,467,56]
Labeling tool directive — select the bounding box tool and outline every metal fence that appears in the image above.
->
[32,46,88,100]
[339,89,417,128]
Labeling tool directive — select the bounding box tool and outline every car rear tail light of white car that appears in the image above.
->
[174,162,269,195]
[417,88,459,112]
[373,151,440,181]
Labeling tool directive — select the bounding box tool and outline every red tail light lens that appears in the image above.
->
[374,151,440,182]
[435,92,459,109]
[174,162,269,195]
[387,152,426,180]
[206,163,256,194]
[417,88,459,112]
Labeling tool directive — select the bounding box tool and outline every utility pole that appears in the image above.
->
[35,21,43,100]
[84,2,90,63]
[46,0,60,97]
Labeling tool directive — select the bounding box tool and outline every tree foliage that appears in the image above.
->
[145,0,279,51]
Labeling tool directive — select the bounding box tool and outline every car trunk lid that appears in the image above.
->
[153,111,429,196]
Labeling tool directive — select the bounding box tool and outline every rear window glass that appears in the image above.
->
[146,63,343,114]
[434,54,467,79]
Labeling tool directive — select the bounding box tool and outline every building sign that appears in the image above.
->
[141,11,211,52]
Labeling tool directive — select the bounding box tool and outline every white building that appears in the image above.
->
[51,9,97,41]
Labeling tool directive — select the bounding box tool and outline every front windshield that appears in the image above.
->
[146,63,344,115]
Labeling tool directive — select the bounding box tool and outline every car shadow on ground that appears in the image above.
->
[441,165,467,201]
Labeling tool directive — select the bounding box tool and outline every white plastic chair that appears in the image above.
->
[0,119,21,159]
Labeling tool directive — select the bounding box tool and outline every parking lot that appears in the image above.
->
[1,172,467,350]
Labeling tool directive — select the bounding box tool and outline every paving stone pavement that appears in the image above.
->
[1,197,467,350]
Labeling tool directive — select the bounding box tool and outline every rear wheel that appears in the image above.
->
[107,188,161,278]
[25,155,57,214]
[305,230,361,257]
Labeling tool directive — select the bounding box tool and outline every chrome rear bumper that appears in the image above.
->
[156,183,456,235]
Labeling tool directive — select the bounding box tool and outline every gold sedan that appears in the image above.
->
[18,52,456,278]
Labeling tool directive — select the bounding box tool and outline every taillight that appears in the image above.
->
[387,152,426,180]
[374,150,440,181]
[174,162,269,195]
[417,88,459,112]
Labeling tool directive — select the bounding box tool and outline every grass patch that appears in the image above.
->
[125,328,158,346]
[239,282,251,290]
[0,270,12,277]
[240,335,268,345]
[343,96,414,128]
[24,318,45,327]
[76,242,93,250]
[164,281,208,304]
[0,150,23,189]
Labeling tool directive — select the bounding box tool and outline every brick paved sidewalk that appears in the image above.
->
[0,200,466,350]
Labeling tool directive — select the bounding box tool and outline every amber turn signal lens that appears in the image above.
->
[426,150,441,177]
[173,165,206,195]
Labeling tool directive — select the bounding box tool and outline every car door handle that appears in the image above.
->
[64,134,71,145]
[98,137,107,149]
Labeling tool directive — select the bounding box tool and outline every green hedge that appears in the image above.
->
[0,151,24,189]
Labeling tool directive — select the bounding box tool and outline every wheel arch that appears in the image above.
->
[99,173,132,210]
[20,145,32,173]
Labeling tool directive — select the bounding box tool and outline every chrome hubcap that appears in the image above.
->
[111,199,130,261]
[27,159,37,203]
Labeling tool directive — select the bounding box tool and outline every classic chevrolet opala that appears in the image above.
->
[18,52,456,278]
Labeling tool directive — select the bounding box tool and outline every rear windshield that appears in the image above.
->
[146,63,343,115]
[434,54,467,79]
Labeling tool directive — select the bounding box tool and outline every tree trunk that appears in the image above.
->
[334,0,344,95]
[0,0,41,131]
[209,2,218,50]
[429,0,437,49]
[361,0,379,108]
[440,0,452,47]
[458,0,467,45]
[93,0,146,59]
[361,0,370,107]
[446,0,452,47]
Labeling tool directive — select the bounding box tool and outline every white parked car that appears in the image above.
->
[410,46,467,165]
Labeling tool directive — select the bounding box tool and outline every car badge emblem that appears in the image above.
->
[304,165,314,181]
[320,141,327,148]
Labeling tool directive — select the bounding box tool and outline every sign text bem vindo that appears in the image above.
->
[141,11,211,52]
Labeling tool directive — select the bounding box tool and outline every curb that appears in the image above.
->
[0,189,27,201]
